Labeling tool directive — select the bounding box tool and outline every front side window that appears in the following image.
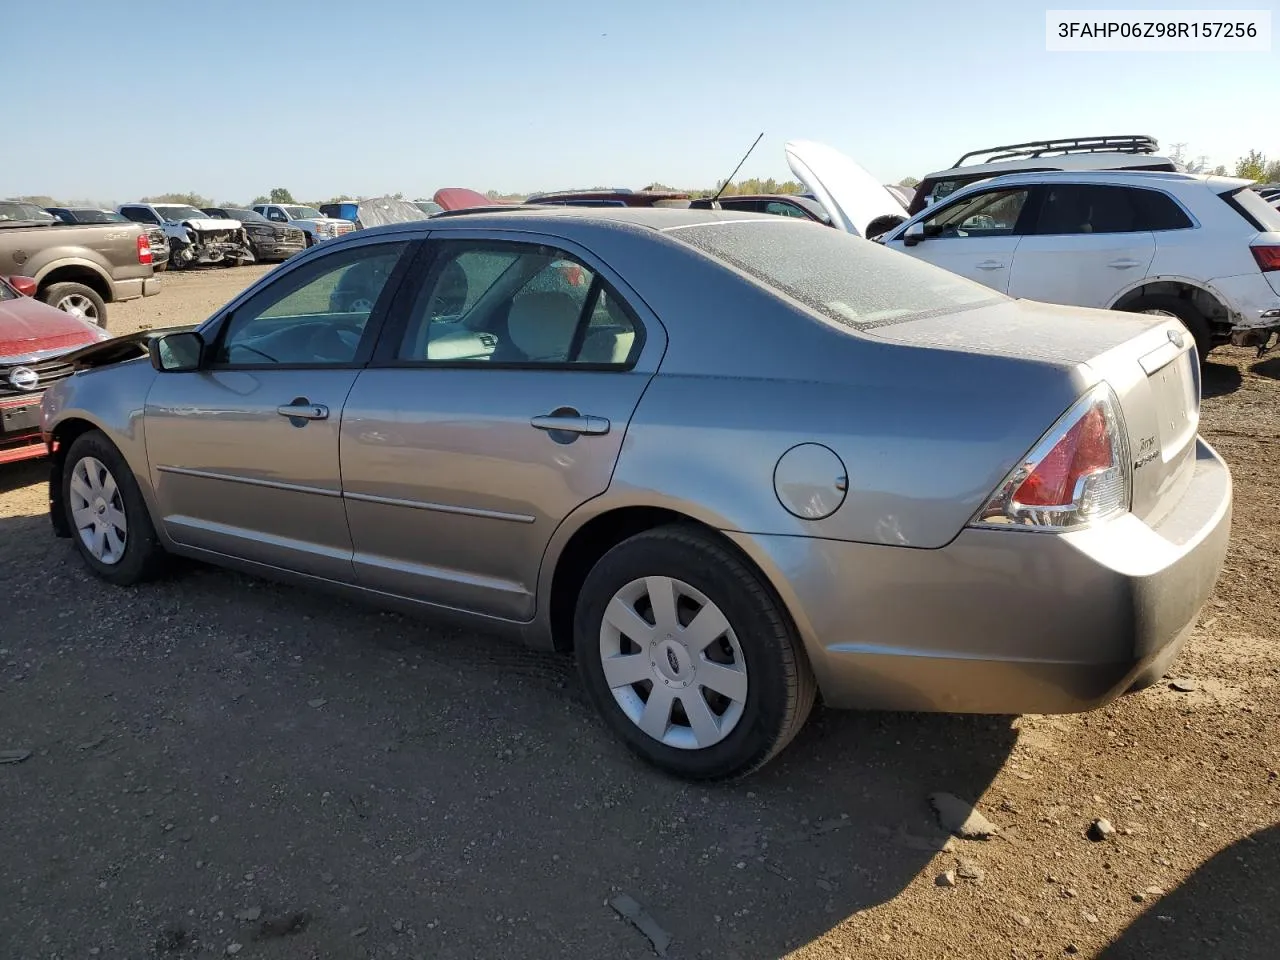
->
[212,242,409,366]
[395,241,640,366]
[922,188,1031,238]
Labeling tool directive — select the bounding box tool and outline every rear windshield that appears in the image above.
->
[670,219,1002,327]
[1223,186,1280,232]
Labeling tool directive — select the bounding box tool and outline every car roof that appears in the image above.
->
[325,205,772,241]
[922,153,1176,180]
[940,169,1252,192]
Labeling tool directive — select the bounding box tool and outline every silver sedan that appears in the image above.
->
[41,208,1232,780]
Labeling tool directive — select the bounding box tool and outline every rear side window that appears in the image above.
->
[1222,187,1280,232]
[1031,184,1193,234]
[1130,189,1194,231]
[672,220,1002,328]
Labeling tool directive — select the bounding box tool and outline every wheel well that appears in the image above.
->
[548,507,749,653]
[48,418,99,538]
[38,266,112,304]
[1112,281,1231,335]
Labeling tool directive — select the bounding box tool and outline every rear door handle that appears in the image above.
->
[277,400,329,421]
[531,413,611,436]
[976,259,1005,270]
[1109,258,1143,269]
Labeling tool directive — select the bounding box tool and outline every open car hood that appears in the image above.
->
[176,217,240,232]
[785,140,907,238]
[433,188,496,212]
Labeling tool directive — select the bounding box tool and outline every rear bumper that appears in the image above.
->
[1211,272,1280,333]
[728,437,1232,714]
[113,276,163,301]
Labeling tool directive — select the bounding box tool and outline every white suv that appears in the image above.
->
[877,170,1280,359]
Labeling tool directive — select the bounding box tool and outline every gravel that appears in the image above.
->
[3,268,1279,959]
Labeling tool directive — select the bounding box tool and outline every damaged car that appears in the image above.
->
[202,207,306,263]
[118,203,254,270]
[47,207,171,272]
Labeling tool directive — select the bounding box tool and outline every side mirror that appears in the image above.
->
[5,276,38,297]
[149,331,204,372]
[902,222,926,247]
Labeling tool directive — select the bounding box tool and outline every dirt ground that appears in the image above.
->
[1,267,1277,960]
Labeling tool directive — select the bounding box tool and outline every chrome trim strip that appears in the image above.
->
[342,490,535,524]
[0,346,80,366]
[155,465,342,498]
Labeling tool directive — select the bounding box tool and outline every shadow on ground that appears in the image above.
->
[0,512,1018,960]
[1100,823,1279,960]
[1200,360,1243,398]
[1250,354,1280,382]
[0,458,46,495]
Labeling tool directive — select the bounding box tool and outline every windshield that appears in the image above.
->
[226,208,268,223]
[414,200,443,215]
[284,205,323,219]
[75,209,128,223]
[671,219,1002,327]
[155,205,208,221]
[0,201,55,222]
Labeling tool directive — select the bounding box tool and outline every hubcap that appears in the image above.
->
[599,576,748,750]
[69,456,128,564]
[56,293,98,321]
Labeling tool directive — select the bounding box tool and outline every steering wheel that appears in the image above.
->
[304,321,364,362]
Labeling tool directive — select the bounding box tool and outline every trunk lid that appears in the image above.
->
[862,298,1201,524]
[784,139,910,238]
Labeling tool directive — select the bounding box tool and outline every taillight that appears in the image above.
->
[137,232,153,265]
[1251,245,1280,272]
[971,384,1130,531]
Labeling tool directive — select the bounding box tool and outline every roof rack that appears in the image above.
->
[951,135,1160,169]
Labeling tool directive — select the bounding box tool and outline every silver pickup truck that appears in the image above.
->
[0,205,160,328]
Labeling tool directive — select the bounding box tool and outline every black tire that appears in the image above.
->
[41,282,107,329]
[864,213,907,239]
[304,233,316,248]
[61,430,166,586]
[1122,295,1212,361]
[574,525,816,780]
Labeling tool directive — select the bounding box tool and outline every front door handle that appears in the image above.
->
[277,399,329,421]
[531,413,611,436]
[1108,258,1143,269]
[975,259,1005,270]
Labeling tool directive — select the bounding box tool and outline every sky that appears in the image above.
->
[3,0,1277,203]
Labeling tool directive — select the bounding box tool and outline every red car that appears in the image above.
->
[0,275,109,464]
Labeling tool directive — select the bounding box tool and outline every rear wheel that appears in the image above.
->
[41,282,107,328]
[1122,295,1212,361]
[574,525,815,780]
[62,431,166,585]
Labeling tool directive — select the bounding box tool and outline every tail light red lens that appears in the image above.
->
[137,232,154,265]
[972,384,1130,531]
[1251,245,1280,272]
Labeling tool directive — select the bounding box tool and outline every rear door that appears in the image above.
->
[143,238,414,579]
[1007,183,1158,308]
[885,186,1035,292]
[339,232,666,621]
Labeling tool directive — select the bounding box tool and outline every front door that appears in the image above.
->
[1007,182,1157,308]
[144,239,413,580]
[340,235,666,620]
[886,185,1035,293]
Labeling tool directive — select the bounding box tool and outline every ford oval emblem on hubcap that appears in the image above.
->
[9,366,38,391]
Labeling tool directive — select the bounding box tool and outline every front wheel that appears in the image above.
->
[574,525,815,780]
[62,431,166,585]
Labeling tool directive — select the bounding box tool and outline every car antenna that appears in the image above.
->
[707,132,764,206]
